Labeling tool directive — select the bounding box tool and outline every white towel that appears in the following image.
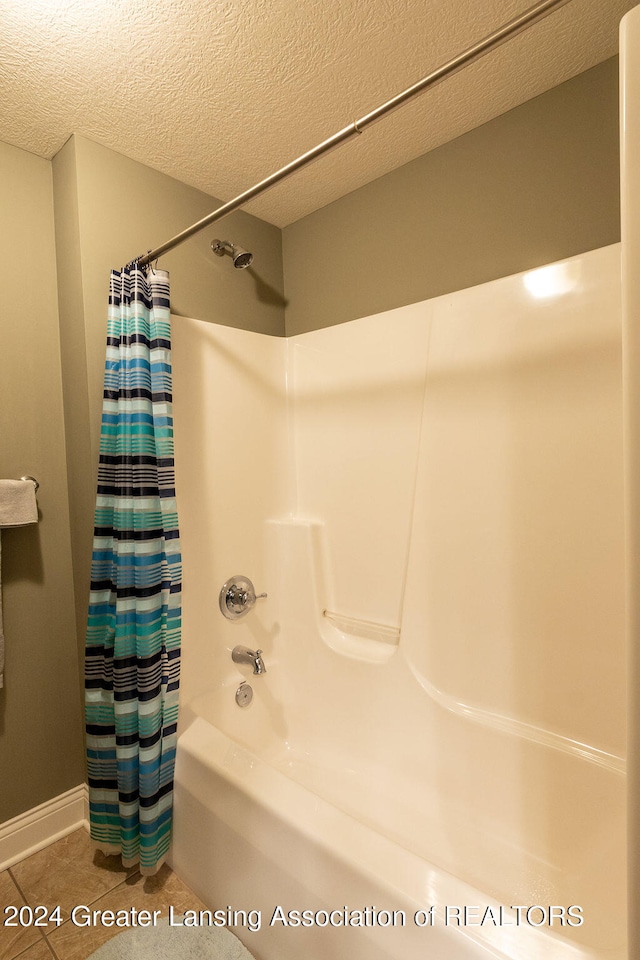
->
[0,479,38,527]
[0,479,39,688]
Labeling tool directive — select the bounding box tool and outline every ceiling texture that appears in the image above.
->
[0,0,636,227]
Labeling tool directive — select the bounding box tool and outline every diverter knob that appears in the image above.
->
[219,575,267,620]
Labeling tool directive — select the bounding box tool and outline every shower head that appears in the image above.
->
[210,239,254,269]
[232,247,253,269]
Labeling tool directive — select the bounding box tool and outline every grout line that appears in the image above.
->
[36,870,144,938]
[5,839,189,960]
[7,865,29,905]
[7,831,142,905]
[6,866,60,960]
[3,928,49,960]
[40,934,59,960]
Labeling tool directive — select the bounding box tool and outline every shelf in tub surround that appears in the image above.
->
[322,610,400,645]
[321,610,400,663]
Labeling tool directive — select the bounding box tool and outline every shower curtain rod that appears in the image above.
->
[129,0,572,269]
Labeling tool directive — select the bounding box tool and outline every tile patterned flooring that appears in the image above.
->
[0,828,207,960]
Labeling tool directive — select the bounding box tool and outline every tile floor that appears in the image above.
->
[0,828,207,960]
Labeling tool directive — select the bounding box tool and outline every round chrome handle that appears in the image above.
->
[219,575,267,620]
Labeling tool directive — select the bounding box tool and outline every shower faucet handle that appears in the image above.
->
[219,575,267,620]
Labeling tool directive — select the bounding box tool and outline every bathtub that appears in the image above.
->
[170,666,618,960]
[170,247,626,960]
[172,711,511,960]
[169,517,625,960]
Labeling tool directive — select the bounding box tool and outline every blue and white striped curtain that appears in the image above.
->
[84,265,182,876]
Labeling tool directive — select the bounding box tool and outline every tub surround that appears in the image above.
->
[170,244,625,959]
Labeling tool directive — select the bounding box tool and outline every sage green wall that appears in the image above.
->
[283,57,620,335]
[52,134,285,667]
[0,140,85,823]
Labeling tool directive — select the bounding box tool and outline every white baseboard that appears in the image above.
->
[0,784,89,872]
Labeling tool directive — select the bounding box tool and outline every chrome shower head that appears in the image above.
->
[232,247,253,269]
[211,239,254,269]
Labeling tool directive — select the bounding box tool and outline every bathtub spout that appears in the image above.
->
[232,645,267,675]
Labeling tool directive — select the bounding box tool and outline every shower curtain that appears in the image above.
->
[84,265,182,876]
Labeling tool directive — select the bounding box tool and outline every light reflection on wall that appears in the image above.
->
[523,262,581,299]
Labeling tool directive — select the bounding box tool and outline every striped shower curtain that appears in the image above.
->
[84,265,182,875]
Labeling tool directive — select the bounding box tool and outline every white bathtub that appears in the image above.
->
[170,246,626,960]
[171,712,508,960]
[169,517,625,960]
[170,667,618,960]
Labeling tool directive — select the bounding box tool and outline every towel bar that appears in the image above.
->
[19,476,39,492]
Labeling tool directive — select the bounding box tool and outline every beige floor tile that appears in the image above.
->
[10,830,135,922]
[10,941,54,960]
[47,866,207,960]
[45,913,117,960]
[0,870,43,960]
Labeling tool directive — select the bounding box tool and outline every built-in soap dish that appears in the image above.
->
[323,610,399,644]
[321,610,400,663]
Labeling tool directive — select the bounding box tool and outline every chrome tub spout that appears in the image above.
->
[232,645,267,675]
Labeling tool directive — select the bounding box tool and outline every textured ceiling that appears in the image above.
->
[0,0,635,227]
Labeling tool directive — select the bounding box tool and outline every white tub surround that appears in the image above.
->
[171,244,626,960]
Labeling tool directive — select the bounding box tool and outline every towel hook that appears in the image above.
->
[19,476,39,492]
